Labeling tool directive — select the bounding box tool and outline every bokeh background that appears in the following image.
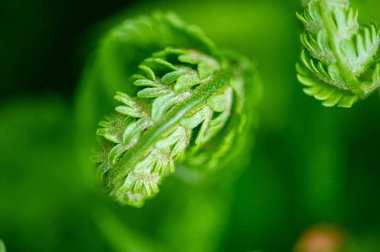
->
[1,0,380,251]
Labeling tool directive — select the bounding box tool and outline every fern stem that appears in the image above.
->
[94,207,165,252]
[320,1,359,91]
[111,71,232,185]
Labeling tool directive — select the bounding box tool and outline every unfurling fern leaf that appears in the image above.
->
[296,0,380,107]
[90,12,258,207]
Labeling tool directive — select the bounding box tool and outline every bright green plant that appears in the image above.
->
[296,0,380,107]
[85,12,258,207]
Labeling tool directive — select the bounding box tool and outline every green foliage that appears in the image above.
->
[3,1,380,251]
[92,12,257,207]
[296,0,380,107]
[0,98,111,252]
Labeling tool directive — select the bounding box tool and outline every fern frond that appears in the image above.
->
[297,0,380,107]
[93,13,257,207]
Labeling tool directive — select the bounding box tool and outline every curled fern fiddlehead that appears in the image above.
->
[296,0,380,107]
[91,12,257,207]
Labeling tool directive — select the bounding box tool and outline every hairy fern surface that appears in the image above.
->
[85,12,258,207]
[297,0,380,107]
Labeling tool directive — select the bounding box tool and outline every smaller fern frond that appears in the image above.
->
[296,0,380,107]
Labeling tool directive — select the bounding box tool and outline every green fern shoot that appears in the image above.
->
[92,13,258,207]
[296,0,380,107]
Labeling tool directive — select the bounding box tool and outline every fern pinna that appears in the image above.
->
[296,0,380,107]
[90,13,257,207]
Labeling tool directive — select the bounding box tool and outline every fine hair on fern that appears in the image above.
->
[296,0,380,107]
[89,12,258,207]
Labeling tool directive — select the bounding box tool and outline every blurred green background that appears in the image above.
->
[1,0,380,251]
